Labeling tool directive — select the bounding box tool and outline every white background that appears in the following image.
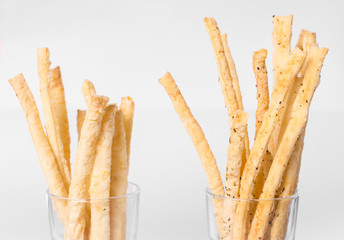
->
[0,0,343,239]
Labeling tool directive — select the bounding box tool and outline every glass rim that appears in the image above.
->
[205,187,299,202]
[47,182,140,201]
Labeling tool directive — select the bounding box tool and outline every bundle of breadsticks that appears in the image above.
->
[159,16,328,240]
[9,48,135,240]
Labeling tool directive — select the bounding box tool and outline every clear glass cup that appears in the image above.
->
[47,182,140,240]
[206,188,299,240]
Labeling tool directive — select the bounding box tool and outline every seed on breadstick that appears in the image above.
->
[82,79,97,107]
[65,95,109,240]
[159,72,224,234]
[204,17,238,120]
[90,104,116,240]
[110,109,128,240]
[222,110,248,240]
[270,130,305,240]
[232,48,305,240]
[37,48,71,190]
[49,66,71,166]
[120,97,135,165]
[248,45,328,240]
[272,15,293,89]
[77,110,86,141]
[9,74,68,226]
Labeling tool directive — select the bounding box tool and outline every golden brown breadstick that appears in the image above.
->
[232,48,305,240]
[37,48,71,190]
[270,130,304,240]
[204,17,238,119]
[120,97,135,164]
[66,95,109,240]
[296,29,316,51]
[269,15,294,157]
[222,110,248,240]
[248,45,328,240]
[253,49,270,139]
[82,79,97,107]
[90,104,116,240]
[249,48,272,237]
[222,32,250,173]
[225,110,249,198]
[110,109,128,240]
[49,66,71,166]
[272,15,293,89]
[222,33,243,111]
[159,72,224,234]
[9,74,68,226]
[77,110,87,141]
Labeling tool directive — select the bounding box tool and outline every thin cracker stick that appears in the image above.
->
[77,110,87,141]
[65,95,109,240]
[253,48,272,180]
[204,17,238,120]
[269,130,304,240]
[120,97,135,165]
[9,74,68,226]
[222,110,248,240]
[49,66,71,167]
[221,33,243,111]
[82,79,97,107]
[159,72,224,234]
[232,48,305,240]
[90,104,116,240]
[37,48,71,190]
[296,29,316,51]
[110,109,128,240]
[269,15,294,157]
[272,15,293,89]
[253,49,270,140]
[222,32,250,174]
[278,31,316,144]
[248,45,328,240]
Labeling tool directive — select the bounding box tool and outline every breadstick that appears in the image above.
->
[278,33,316,144]
[232,48,305,240]
[120,97,135,164]
[82,79,97,107]
[90,104,116,240]
[49,66,71,166]
[248,45,328,240]
[222,32,250,173]
[253,49,270,140]
[66,95,109,240]
[37,48,71,190]
[222,110,248,240]
[272,15,293,89]
[159,72,224,234]
[204,17,238,120]
[77,110,87,141]
[270,130,304,240]
[296,29,316,51]
[252,48,272,183]
[76,108,90,239]
[110,109,128,240]
[9,74,68,226]
[221,33,243,111]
